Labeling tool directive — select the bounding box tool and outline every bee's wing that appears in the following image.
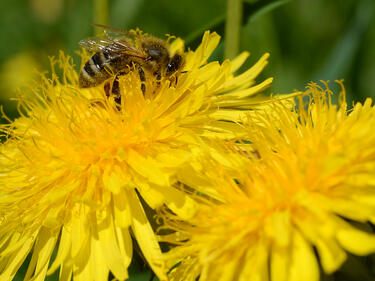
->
[79,36,121,52]
[103,29,129,41]
[91,24,135,45]
[79,36,143,56]
[93,24,131,37]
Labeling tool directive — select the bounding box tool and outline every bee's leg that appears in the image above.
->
[111,71,128,106]
[168,71,187,88]
[138,66,146,95]
[155,72,161,83]
[104,81,112,97]
[152,72,162,90]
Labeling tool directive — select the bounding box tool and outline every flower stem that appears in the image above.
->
[224,0,243,59]
[94,0,109,35]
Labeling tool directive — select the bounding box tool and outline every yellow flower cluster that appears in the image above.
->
[163,82,375,281]
[0,30,374,281]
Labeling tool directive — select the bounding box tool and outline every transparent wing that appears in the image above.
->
[91,24,134,44]
[103,29,129,41]
[79,36,124,52]
[79,36,143,56]
[79,24,145,57]
[93,24,131,37]
[93,24,139,46]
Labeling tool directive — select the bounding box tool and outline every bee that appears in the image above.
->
[79,24,184,104]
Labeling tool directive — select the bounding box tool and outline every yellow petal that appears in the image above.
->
[70,206,90,258]
[265,211,291,247]
[127,189,167,280]
[115,226,133,272]
[230,51,250,73]
[162,185,197,220]
[270,244,291,281]
[91,235,110,281]
[24,227,59,281]
[113,191,132,228]
[154,149,190,168]
[208,109,250,123]
[47,226,72,274]
[185,31,220,69]
[97,212,128,280]
[127,149,170,186]
[73,247,94,281]
[137,181,165,209]
[58,262,72,281]
[289,230,319,281]
[241,239,269,281]
[337,227,375,255]
[315,237,346,274]
[169,37,184,55]
[215,78,273,104]
[221,53,269,90]
[102,165,126,194]
[217,257,238,281]
[0,234,35,281]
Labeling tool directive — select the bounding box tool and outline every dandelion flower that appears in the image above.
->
[0,31,275,281]
[163,81,375,281]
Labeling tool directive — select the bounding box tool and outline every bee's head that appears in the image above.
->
[142,40,169,65]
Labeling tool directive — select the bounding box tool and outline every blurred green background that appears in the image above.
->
[2,0,375,280]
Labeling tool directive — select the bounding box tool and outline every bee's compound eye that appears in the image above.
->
[166,54,182,74]
[167,62,175,72]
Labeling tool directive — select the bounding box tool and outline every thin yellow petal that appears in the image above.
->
[127,189,167,280]
[169,37,184,55]
[337,227,375,255]
[0,235,35,281]
[127,149,170,186]
[58,262,72,281]
[270,245,290,281]
[215,78,273,104]
[230,51,250,73]
[47,226,72,274]
[72,239,93,281]
[162,185,197,220]
[315,238,346,274]
[289,230,319,281]
[221,53,269,90]
[113,191,132,228]
[102,165,126,194]
[115,226,133,272]
[24,227,58,281]
[70,207,90,258]
[92,236,110,281]
[97,212,128,280]
[240,239,269,281]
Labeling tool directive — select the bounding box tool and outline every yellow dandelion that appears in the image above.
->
[162,81,375,281]
[0,31,275,281]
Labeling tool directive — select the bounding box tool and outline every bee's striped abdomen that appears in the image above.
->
[79,52,114,88]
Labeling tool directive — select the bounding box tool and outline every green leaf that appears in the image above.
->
[245,0,291,23]
[313,0,374,81]
[184,0,290,49]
